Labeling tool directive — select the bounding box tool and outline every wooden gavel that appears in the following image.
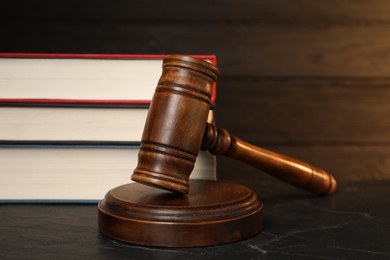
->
[131,54,336,195]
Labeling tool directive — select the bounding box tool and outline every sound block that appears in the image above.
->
[98,180,263,247]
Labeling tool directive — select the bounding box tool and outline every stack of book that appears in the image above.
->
[0,53,217,202]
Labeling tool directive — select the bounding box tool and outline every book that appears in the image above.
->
[0,106,214,142]
[0,53,217,105]
[0,143,216,202]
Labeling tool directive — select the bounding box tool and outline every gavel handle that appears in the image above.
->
[201,124,336,195]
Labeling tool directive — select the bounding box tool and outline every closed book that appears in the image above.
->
[0,143,216,202]
[0,106,214,142]
[0,53,217,105]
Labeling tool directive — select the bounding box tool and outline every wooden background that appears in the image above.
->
[1,0,390,188]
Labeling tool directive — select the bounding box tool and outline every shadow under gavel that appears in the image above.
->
[131,54,336,195]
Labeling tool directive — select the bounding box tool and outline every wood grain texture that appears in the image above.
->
[2,22,390,77]
[2,0,390,78]
[215,77,390,144]
[218,145,390,182]
[2,1,390,24]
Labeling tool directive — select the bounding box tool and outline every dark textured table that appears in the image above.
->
[1,179,389,259]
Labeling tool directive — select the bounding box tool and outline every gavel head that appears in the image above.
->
[131,55,219,193]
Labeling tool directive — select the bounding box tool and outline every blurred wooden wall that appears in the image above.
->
[1,0,390,185]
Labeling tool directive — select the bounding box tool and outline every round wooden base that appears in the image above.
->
[98,180,263,247]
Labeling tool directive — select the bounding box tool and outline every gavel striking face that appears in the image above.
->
[131,55,336,195]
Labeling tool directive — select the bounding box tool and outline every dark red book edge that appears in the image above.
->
[0,53,217,106]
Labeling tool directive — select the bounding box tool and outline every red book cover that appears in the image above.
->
[0,53,217,106]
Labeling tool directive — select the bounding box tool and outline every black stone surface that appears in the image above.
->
[1,180,389,259]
